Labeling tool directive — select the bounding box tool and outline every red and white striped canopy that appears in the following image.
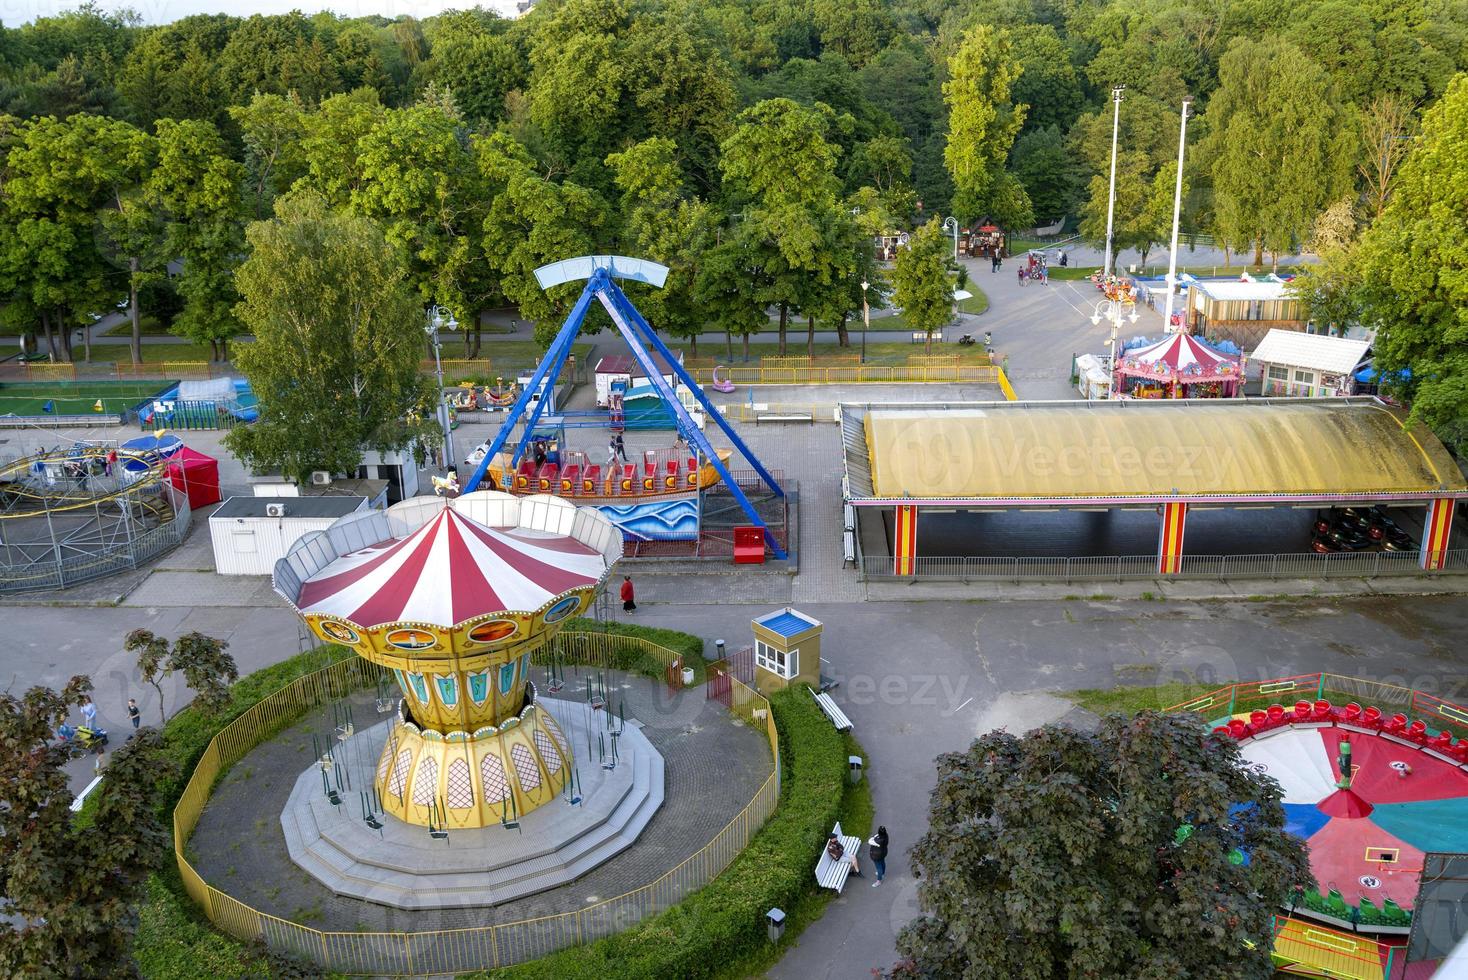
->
[296,507,607,629]
[1121,333,1238,376]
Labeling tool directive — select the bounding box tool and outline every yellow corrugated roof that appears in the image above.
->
[861,400,1465,500]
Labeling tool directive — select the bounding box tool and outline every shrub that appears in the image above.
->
[558,618,707,684]
[466,685,852,980]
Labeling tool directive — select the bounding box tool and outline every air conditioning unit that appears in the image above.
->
[310,470,332,486]
[265,502,287,518]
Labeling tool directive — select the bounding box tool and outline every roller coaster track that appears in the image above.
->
[0,446,172,519]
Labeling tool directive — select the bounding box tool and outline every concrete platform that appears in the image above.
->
[280,698,665,910]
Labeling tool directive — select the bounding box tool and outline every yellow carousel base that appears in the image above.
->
[375,694,572,829]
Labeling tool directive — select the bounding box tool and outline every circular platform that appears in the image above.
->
[280,697,665,910]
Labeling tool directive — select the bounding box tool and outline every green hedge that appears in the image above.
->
[558,618,707,684]
[466,685,854,980]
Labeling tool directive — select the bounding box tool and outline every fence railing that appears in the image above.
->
[1169,673,1468,742]
[861,549,1468,583]
[0,360,219,381]
[687,362,1001,386]
[173,632,778,977]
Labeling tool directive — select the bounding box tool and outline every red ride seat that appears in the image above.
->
[1250,710,1268,728]
[1344,702,1362,722]
[1386,713,1408,733]
[685,457,699,487]
[583,464,601,494]
[1429,731,1453,750]
[1267,704,1286,727]
[1407,720,1428,742]
[620,464,636,493]
[515,459,535,490]
[561,464,581,494]
[1313,699,1333,720]
[1228,718,1249,738]
[1362,706,1382,725]
[1293,700,1314,721]
[537,462,559,491]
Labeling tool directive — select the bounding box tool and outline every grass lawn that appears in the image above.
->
[83,343,218,363]
[1064,681,1217,717]
[434,339,591,363]
[0,378,176,416]
[958,291,990,315]
[103,316,178,337]
[688,339,995,366]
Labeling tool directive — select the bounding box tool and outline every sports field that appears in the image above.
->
[0,380,176,417]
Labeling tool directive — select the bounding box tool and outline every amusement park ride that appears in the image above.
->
[460,256,787,559]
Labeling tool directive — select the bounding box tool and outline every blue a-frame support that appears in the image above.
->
[461,256,787,559]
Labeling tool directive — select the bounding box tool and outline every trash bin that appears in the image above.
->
[766,907,786,942]
[715,639,726,659]
[848,755,864,784]
[681,667,695,687]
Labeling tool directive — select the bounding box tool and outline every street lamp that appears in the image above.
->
[860,279,870,364]
[941,216,960,264]
[1091,298,1140,395]
[424,305,459,470]
[1103,86,1125,279]
[1161,98,1192,334]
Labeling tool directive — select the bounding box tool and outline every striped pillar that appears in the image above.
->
[893,504,918,576]
[1420,498,1456,570]
[1157,501,1188,575]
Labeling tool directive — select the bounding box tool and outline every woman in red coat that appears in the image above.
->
[620,575,636,614]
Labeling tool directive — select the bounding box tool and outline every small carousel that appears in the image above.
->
[1112,333,1243,399]
[275,492,622,828]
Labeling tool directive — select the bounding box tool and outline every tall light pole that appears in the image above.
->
[860,280,870,364]
[1162,98,1192,335]
[1103,86,1124,279]
[1092,298,1140,397]
[942,216,960,264]
[425,305,459,470]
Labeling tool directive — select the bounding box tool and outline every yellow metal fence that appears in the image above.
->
[172,633,779,977]
[688,362,1002,386]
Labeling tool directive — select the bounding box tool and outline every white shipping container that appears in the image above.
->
[210,496,367,575]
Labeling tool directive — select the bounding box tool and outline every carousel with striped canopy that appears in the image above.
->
[1112,332,1244,399]
[274,492,622,829]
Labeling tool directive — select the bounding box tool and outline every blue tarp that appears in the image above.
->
[1354,365,1410,384]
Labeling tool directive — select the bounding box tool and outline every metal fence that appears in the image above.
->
[861,549,1468,583]
[687,361,1003,386]
[0,361,219,381]
[173,632,779,977]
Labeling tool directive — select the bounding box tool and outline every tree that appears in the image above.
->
[720,98,844,355]
[1202,38,1353,268]
[228,92,308,220]
[1011,125,1084,225]
[1354,73,1468,452]
[226,191,440,482]
[891,220,953,353]
[1356,94,1416,222]
[0,676,174,978]
[125,628,238,724]
[693,227,769,362]
[942,24,1028,224]
[887,712,1312,980]
[147,119,248,361]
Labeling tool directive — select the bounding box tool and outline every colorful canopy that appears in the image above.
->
[296,506,607,629]
[1238,727,1468,912]
[1116,333,1240,380]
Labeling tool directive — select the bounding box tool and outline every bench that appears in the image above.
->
[815,821,863,893]
[756,413,813,424]
[811,688,852,731]
[910,332,928,344]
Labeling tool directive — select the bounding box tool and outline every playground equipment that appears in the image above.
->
[461,256,787,559]
[711,366,736,393]
[274,492,622,829]
[0,443,190,591]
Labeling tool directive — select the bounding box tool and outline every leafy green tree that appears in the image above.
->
[125,628,239,724]
[226,192,439,482]
[478,133,609,348]
[942,24,1028,224]
[693,226,770,362]
[812,0,892,67]
[0,675,175,979]
[419,14,522,127]
[1011,125,1084,224]
[607,137,717,354]
[1354,73,1468,451]
[891,219,953,353]
[1201,37,1354,267]
[214,13,342,106]
[1007,23,1085,135]
[886,712,1312,980]
[295,88,388,208]
[115,14,235,131]
[720,98,843,354]
[147,118,248,361]
[228,92,308,219]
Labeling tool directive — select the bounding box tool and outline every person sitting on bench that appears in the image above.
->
[827,832,862,877]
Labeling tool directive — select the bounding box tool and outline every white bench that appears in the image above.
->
[756,413,813,424]
[814,820,863,892]
[910,332,928,344]
[811,688,852,732]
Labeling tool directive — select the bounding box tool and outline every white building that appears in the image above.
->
[1250,329,1371,398]
[210,495,367,575]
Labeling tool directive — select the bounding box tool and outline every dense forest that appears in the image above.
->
[0,0,1464,398]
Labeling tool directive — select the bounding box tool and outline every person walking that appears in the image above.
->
[613,433,629,463]
[607,436,619,470]
[620,575,636,614]
[127,698,140,732]
[990,252,1000,273]
[80,695,97,729]
[868,825,889,886]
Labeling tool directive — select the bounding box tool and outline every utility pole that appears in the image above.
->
[1162,98,1192,334]
[1103,86,1124,279]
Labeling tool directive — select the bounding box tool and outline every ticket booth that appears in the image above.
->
[750,608,822,695]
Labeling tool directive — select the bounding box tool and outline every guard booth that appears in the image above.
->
[750,608,822,695]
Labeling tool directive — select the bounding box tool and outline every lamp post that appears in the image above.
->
[1161,98,1192,335]
[941,216,960,264]
[1092,298,1140,397]
[425,305,459,470]
[1103,86,1124,279]
[860,280,871,364]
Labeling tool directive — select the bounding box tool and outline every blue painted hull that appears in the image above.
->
[595,497,699,541]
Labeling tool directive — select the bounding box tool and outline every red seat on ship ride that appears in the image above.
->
[1313,699,1333,721]
[1228,718,1249,738]
[1267,704,1286,725]
[1385,713,1408,734]
[583,465,600,494]
[561,464,580,494]
[1250,710,1268,729]
[1452,739,1468,763]
[537,463,558,491]
[515,459,535,490]
[1407,720,1428,742]
[620,464,636,493]
[1429,731,1453,751]
[685,457,699,487]
[1213,725,1232,738]
[1293,700,1313,721]
[1362,705,1382,726]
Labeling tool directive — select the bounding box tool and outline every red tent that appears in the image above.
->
[165,446,221,508]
